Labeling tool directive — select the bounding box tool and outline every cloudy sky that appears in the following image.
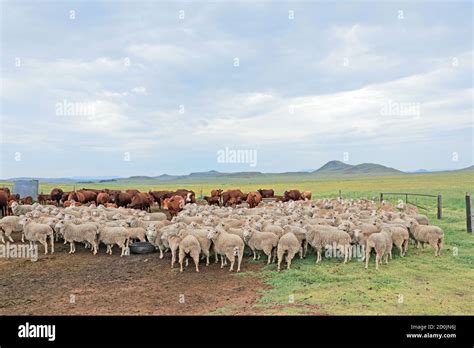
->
[0,0,472,178]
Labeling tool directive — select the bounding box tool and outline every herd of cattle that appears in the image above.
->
[0,187,312,218]
[0,186,446,272]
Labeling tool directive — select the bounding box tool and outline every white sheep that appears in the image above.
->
[178,234,201,273]
[305,225,352,263]
[0,216,23,243]
[381,225,409,257]
[21,218,54,254]
[243,228,278,264]
[98,226,129,256]
[365,231,393,270]
[178,224,213,266]
[207,228,244,272]
[276,232,301,271]
[11,202,35,216]
[407,220,444,256]
[55,221,99,254]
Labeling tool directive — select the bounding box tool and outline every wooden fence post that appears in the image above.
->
[339,190,342,199]
[380,193,383,203]
[437,194,442,219]
[467,192,472,233]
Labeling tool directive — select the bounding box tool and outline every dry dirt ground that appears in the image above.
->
[0,232,271,315]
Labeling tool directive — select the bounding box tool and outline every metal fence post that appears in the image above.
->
[467,192,472,233]
[437,194,442,219]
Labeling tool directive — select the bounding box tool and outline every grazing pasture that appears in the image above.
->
[0,171,472,315]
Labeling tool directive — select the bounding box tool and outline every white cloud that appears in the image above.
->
[131,86,147,95]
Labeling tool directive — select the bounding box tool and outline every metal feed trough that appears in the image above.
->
[13,180,39,201]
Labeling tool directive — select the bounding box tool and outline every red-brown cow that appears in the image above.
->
[38,193,51,204]
[126,189,140,197]
[203,195,220,206]
[128,192,153,211]
[0,191,8,217]
[20,196,33,205]
[283,190,303,202]
[149,190,173,208]
[258,189,274,198]
[79,190,98,203]
[163,195,185,218]
[246,191,262,208]
[222,189,246,207]
[113,192,133,208]
[96,192,110,205]
[50,188,64,204]
[68,191,86,203]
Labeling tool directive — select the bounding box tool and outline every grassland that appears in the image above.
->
[1,170,473,315]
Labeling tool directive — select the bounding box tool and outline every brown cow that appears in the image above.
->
[203,195,220,206]
[163,195,185,217]
[61,191,70,203]
[38,193,51,204]
[50,188,64,204]
[175,189,196,204]
[284,190,302,202]
[246,191,262,208]
[0,187,11,196]
[113,192,133,208]
[68,191,86,203]
[274,195,285,202]
[211,189,223,197]
[301,191,312,201]
[96,192,110,205]
[0,191,8,217]
[222,189,246,207]
[149,190,173,208]
[126,189,140,197]
[20,196,33,205]
[78,190,97,203]
[258,189,274,198]
[46,200,58,207]
[128,192,152,211]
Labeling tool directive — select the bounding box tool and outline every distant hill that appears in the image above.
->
[3,162,472,184]
[313,160,352,173]
[313,161,403,176]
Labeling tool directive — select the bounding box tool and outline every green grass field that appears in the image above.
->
[2,170,473,315]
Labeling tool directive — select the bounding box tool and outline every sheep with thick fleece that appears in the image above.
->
[178,234,201,273]
[407,220,444,256]
[305,225,352,263]
[21,218,54,254]
[11,202,35,216]
[177,226,213,266]
[163,231,182,268]
[243,228,278,264]
[55,221,99,254]
[381,225,409,257]
[125,227,146,242]
[283,225,308,257]
[256,222,285,237]
[143,212,167,221]
[365,231,393,270]
[413,214,429,225]
[98,226,129,256]
[207,228,244,272]
[0,216,22,243]
[276,232,301,271]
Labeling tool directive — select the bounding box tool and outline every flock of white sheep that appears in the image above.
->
[0,197,445,272]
